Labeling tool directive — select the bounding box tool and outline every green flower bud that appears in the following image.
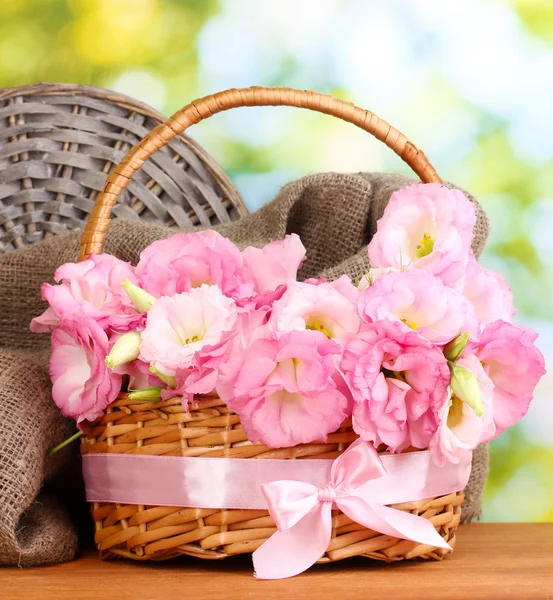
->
[121,279,156,313]
[127,386,163,402]
[105,332,141,369]
[444,332,470,362]
[449,363,484,416]
[149,365,177,389]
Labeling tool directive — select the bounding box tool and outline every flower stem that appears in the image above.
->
[47,431,83,457]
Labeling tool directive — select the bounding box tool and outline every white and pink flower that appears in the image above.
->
[139,284,238,377]
[430,353,495,465]
[49,316,122,425]
[462,253,516,326]
[358,270,478,344]
[164,306,273,407]
[465,320,545,436]
[267,281,361,344]
[31,254,143,333]
[217,330,350,448]
[368,183,476,288]
[340,320,450,453]
[357,267,399,291]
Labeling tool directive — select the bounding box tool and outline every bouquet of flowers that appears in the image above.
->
[32,183,545,467]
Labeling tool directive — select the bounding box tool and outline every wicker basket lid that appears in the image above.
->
[0,82,247,252]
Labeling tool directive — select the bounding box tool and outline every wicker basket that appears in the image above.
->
[80,87,463,564]
[0,82,246,253]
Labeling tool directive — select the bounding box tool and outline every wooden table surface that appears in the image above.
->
[1,524,552,600]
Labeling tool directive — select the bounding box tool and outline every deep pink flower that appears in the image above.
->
[217,330,350,448]
[462,253,516,325]
[49,317,122,425]
[340,320,450,453]
[430,353,495,465]
[466,320,545,436]
[267,281,361,345]
[31,254,142,333]
[242,234,306,293]
[139,285,238,377]
[368,183,476,288]
[136,230,254,300]
[358,270,478,344]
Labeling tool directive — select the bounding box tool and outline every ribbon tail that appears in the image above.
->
[253,503,332,579]
[339,496,452,550]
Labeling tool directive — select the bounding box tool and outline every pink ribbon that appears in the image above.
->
[82,441,471,579]
[253,439,455,579]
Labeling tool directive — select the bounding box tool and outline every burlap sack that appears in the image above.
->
[0,172,489,566]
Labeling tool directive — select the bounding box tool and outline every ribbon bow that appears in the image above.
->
[253,439,451,579]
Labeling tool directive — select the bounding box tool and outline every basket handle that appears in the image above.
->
[79,86,442,261]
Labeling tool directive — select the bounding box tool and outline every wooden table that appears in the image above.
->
[1,524,552,600]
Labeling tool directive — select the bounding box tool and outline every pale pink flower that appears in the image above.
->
[462,253,516,325]
[430,353,495,465]
[340,320,450,453]
[31,254,142,333]
[242,234,306,293]
[217,330,350,448]
[49,317,122,425]
[176,329,240,398]
[166,307,272,407]
[122,359,164,391]
[139,285,237,377]
[368,183,476,287]
[357,267,399,291]
[304,275,361,304]
[267,281,361,344]
[466,320,545,436]
[136,230,254,300]
[358,270,478,344]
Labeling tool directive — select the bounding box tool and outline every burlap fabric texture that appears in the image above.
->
[0,172,489,566]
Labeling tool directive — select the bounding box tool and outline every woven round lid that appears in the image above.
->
[0,82,247,253]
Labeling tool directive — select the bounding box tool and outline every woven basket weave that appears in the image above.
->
[80,87,463,563]
[0,82,246,252]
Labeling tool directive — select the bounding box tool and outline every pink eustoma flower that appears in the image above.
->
[368,183,476,288]
[465,320,545,436]
[217,330,350,448]
[340,320,450,453]
[462,253,516,326]
[358,270,478,344]
[136,230,255,300]
[165,307,273,408]
[242,234,306,293]
[49,317,122,425]
[31,254,143,333]
[234,284,287,313]
[122,359,164,391]
[430,353,495,466]
[139,284,238,377]
[267,281,361,345]
[357,267,399,291]
[304,275,361,304]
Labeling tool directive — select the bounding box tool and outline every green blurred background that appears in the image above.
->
[1,0,551,521]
